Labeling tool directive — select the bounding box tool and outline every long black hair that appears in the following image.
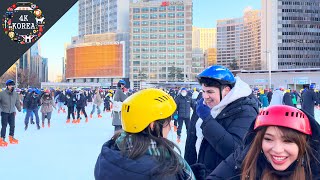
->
[114,117,183,177]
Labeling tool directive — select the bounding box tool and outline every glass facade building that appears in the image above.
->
[129,0,193,88]
[262,0,320,70]
[217,8,261,70]
[78,0,129,37]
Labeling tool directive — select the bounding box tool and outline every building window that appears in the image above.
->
[159,27,166,32]
[176,33,184,38]
[159,13,166,18]
[168,6,175,11]
[133,61,140,65]
[159,7,166,12]
[141,27,149,33]
[176,12,184,17]
[133,14,140,19]
[150,14,157,19]
[168,20,175,25]
[159,40,166,45]
[177,6,184,11]
[133,28,140,33]
[133,21,140,26]
[150,21,158,26]
[133,8,140,13]
[159,34,166,39]
[177,26,184,31]
[133,35,140,39]
[168,40,175,45]
[159,20,166,25]
[150,7,158,12]
[150,41,157,45]
[133,41,140,46]
[150,27,158,33]
[141,21,148,26]
[141,14,149,19]
[133,48,140,52]
[177,19,184,24]
[168,13,175,18]
[168,27,175,32]
[141,7,149,13]
[168,47,175,52]
[150,34,157,39]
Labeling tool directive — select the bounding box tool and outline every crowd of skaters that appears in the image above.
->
[0,65,320,179]
[0,79,132,147]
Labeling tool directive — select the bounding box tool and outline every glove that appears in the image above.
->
[173,114,178,120]
[196,98,211,121]
[190,163,206,180]
[23,109,26,113]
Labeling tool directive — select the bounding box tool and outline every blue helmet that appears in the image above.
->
[35,89,41,95]
[119,79,126,86]
[28,88,34,93]
[197,65,236,87]
[5,79,15,86]
[310,84,315,89]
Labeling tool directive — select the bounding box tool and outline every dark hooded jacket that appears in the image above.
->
[207,109,320,180]
[301,89,319,117]
[94,139,186,180]
[197,94,259,176]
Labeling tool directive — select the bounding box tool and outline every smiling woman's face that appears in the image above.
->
[262,126,299,171]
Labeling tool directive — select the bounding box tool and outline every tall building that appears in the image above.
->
[130,0,193,88]
[192,27,217,51]
[204,48,217,67]
[261,0,320,70]
[217,8,261,70]
[17,42,48,83]
[78,0,130,37]
[41,58,48,82]
[192,48,205,74]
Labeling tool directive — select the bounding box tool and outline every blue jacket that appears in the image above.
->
[207,109,320,180]
[196,94,259,176]
[94,139,180,180]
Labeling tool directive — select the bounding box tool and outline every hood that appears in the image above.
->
[95,140,159,180]
[211,76,253,118]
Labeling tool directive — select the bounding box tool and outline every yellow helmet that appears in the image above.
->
[121,88,177,133]
[285,89,291,93]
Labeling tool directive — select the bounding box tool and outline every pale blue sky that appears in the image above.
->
[40,0,261,81]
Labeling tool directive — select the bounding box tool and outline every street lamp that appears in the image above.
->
[15,62,18,89]
[264,51,272,89]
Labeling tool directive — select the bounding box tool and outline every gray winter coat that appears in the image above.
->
[112,87,127,126]
[0,89,22,113]
[40,96,56,113]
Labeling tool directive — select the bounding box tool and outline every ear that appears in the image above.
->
[149,122,155,131]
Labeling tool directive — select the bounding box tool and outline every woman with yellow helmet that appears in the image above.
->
[94,88,196,180]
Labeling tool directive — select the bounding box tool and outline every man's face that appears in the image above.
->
[201,84,230,108]
[7,84,14,91]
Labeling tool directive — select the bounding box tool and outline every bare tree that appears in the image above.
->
[0,68,40,88]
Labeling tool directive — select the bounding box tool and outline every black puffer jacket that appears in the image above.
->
[94,139,180,180]
[302,89,319,117]
[75,93,86,108]
[175,94,192,118]
[207,109,320,180]
[24,93,41,110]
[185,92,202,165]
[197,94,259,176]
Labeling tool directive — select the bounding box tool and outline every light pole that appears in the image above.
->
[15,62,18,89]
[265,51,272,89]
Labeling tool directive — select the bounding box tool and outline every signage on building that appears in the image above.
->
[293,77,309,85]
[161,1,184,6]
[254,79,267,84]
